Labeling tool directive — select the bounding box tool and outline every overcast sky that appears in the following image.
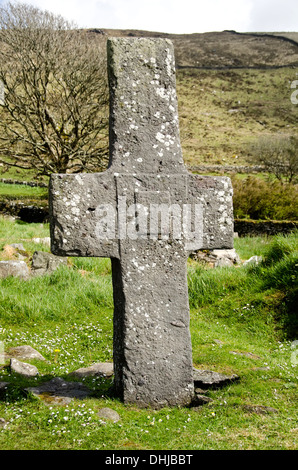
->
[0,0,297,34]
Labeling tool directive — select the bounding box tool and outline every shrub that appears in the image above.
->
[232,175,298,220]
[248,134,298,183]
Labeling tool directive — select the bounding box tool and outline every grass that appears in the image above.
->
[0,182,48,201]
[0,217,297,450]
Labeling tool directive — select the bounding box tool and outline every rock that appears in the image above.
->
[69,362,114,379]
[0,260,30,279]
[213,249,241,267]
[243,255,263,267]
[191,248,240,267]
[214,256,234,267]
[194,387,206,394]
[31,251,67,276]
[243,405,278,415]
[9,243,25,251]
[97,407,120,423]
[7,345,46,361]
[3,244,28,261]
[193,368,239,389]
[191,394,214,406]
[26,377,91,404]
[10,358,39,377]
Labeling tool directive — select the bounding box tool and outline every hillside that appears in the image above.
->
[83,29,298,168]
[176,67,298,166]
[1,28,298,176]
[96,29,298,69]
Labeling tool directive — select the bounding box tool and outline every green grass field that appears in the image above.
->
[0,182,48,201]
[0,217,297,450]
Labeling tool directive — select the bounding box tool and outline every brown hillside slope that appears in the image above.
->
[92,29,298,68]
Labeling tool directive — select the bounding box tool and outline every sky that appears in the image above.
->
[0,0,297,34]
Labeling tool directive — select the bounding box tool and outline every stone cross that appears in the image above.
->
[49,38,234,409]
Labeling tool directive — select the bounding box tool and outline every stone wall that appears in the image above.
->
[234,219,298,237]
[187,164,265,174]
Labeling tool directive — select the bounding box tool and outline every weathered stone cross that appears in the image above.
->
[49,38,234,408]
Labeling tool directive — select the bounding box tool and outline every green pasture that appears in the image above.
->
[0,217,297,450]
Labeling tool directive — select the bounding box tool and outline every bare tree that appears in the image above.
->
[249,134,298,184]
[0,1,109,176]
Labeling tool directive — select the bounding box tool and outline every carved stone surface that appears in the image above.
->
[49,38,234,408]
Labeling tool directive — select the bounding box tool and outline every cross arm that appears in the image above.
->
[49,170,120,258]
[185,174,234,252]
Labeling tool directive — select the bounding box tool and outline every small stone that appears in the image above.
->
[0,260,30,279]
[10,358,39,377]
[9,243,25,251]
[193,368,239,388]
[191,394,214,406]
[243,256,263,267]
[194,387,206,394]
[97,407,120,423]
[68,362,114,378]
[243,405,278,415]
[191,248,240,267]
[7,345,46,361]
